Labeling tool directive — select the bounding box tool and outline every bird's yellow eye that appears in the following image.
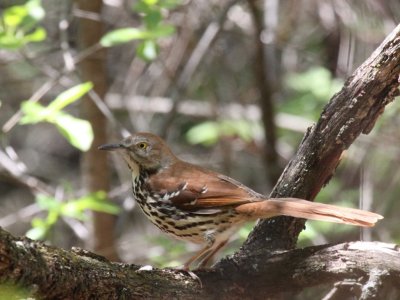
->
[137,142,148,150]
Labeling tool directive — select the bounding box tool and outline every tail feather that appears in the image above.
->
[235,198,383,227]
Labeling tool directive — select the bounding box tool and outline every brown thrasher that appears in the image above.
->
[99,132,383,269]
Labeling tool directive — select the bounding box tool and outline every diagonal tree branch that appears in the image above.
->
[243,24,400,253]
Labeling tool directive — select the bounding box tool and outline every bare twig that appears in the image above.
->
[2,77,61,133]
[106,94,313,133]
[87,90,130,138]
[0,148,54,195]
[2,38,103,134]
[59,1,75,72]
[160,0,242,138]
[0,203,40,227]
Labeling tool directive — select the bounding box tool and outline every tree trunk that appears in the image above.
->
[248,0,281,186]
[77,0,119,261]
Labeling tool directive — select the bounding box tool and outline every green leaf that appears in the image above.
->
[46,210,60,226]
[26,191,118,241]
[86,200,120,214]
[20,83,94,151]
[186,120,257,146]
[0,0,46,49]
[19,101,47,124]
[2,0,44,28]
[282,67,343,120]
[150,24,175,38]
[186,121,219,145]
[143,0,159,5]
[46,82,93,114]
[144,10,162,29]
[100,28,149,47]
[26,217,48,240]
[159,0,181,9]
[24,26,46,42]
[77,197,120,215]
[60,202,87,220]
[0,29,45,50]
[286,67,342,100]
[100,25,175,47]
[3,5,28,27]
[35,194,61,211]
[31,217,47,228]
[54,113,93,151]
[133,2,152,14]
[219,120,253,142]
[133,0,181,12]
[26,226,47,240]
[62,192,120,217]
[0,34,24,49]
[137,39,157,61]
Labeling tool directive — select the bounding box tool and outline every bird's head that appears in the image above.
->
[98,132,177,171]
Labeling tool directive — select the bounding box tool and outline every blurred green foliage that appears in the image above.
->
[186,119,262,146]
[100,0,179,60]
[281,67,344,120]
[0,282,33,300]
[0,0,46,49]
[26,191,120,240]
[185,67,341,147]
[147,236,187,267]
[19,82,94,151]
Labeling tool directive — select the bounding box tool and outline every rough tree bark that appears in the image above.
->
[1,21,399,300]
[0,228,399,299]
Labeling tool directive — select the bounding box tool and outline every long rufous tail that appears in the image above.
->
[235,198,383,227]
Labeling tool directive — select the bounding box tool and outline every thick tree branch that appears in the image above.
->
[0,228,399,299]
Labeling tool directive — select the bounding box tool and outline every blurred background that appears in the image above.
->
[0,0,399,296]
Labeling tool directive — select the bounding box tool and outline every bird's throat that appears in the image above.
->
[130,163,140,181]
[121,152,140,180]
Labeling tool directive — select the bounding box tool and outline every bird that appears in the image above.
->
[98,132,383,270]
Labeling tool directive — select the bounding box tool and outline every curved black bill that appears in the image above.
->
[98,143,124,151]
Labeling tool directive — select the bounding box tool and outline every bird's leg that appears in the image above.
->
[197,239,228,269]
[182,245,211,270]
[182,234,216,270]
